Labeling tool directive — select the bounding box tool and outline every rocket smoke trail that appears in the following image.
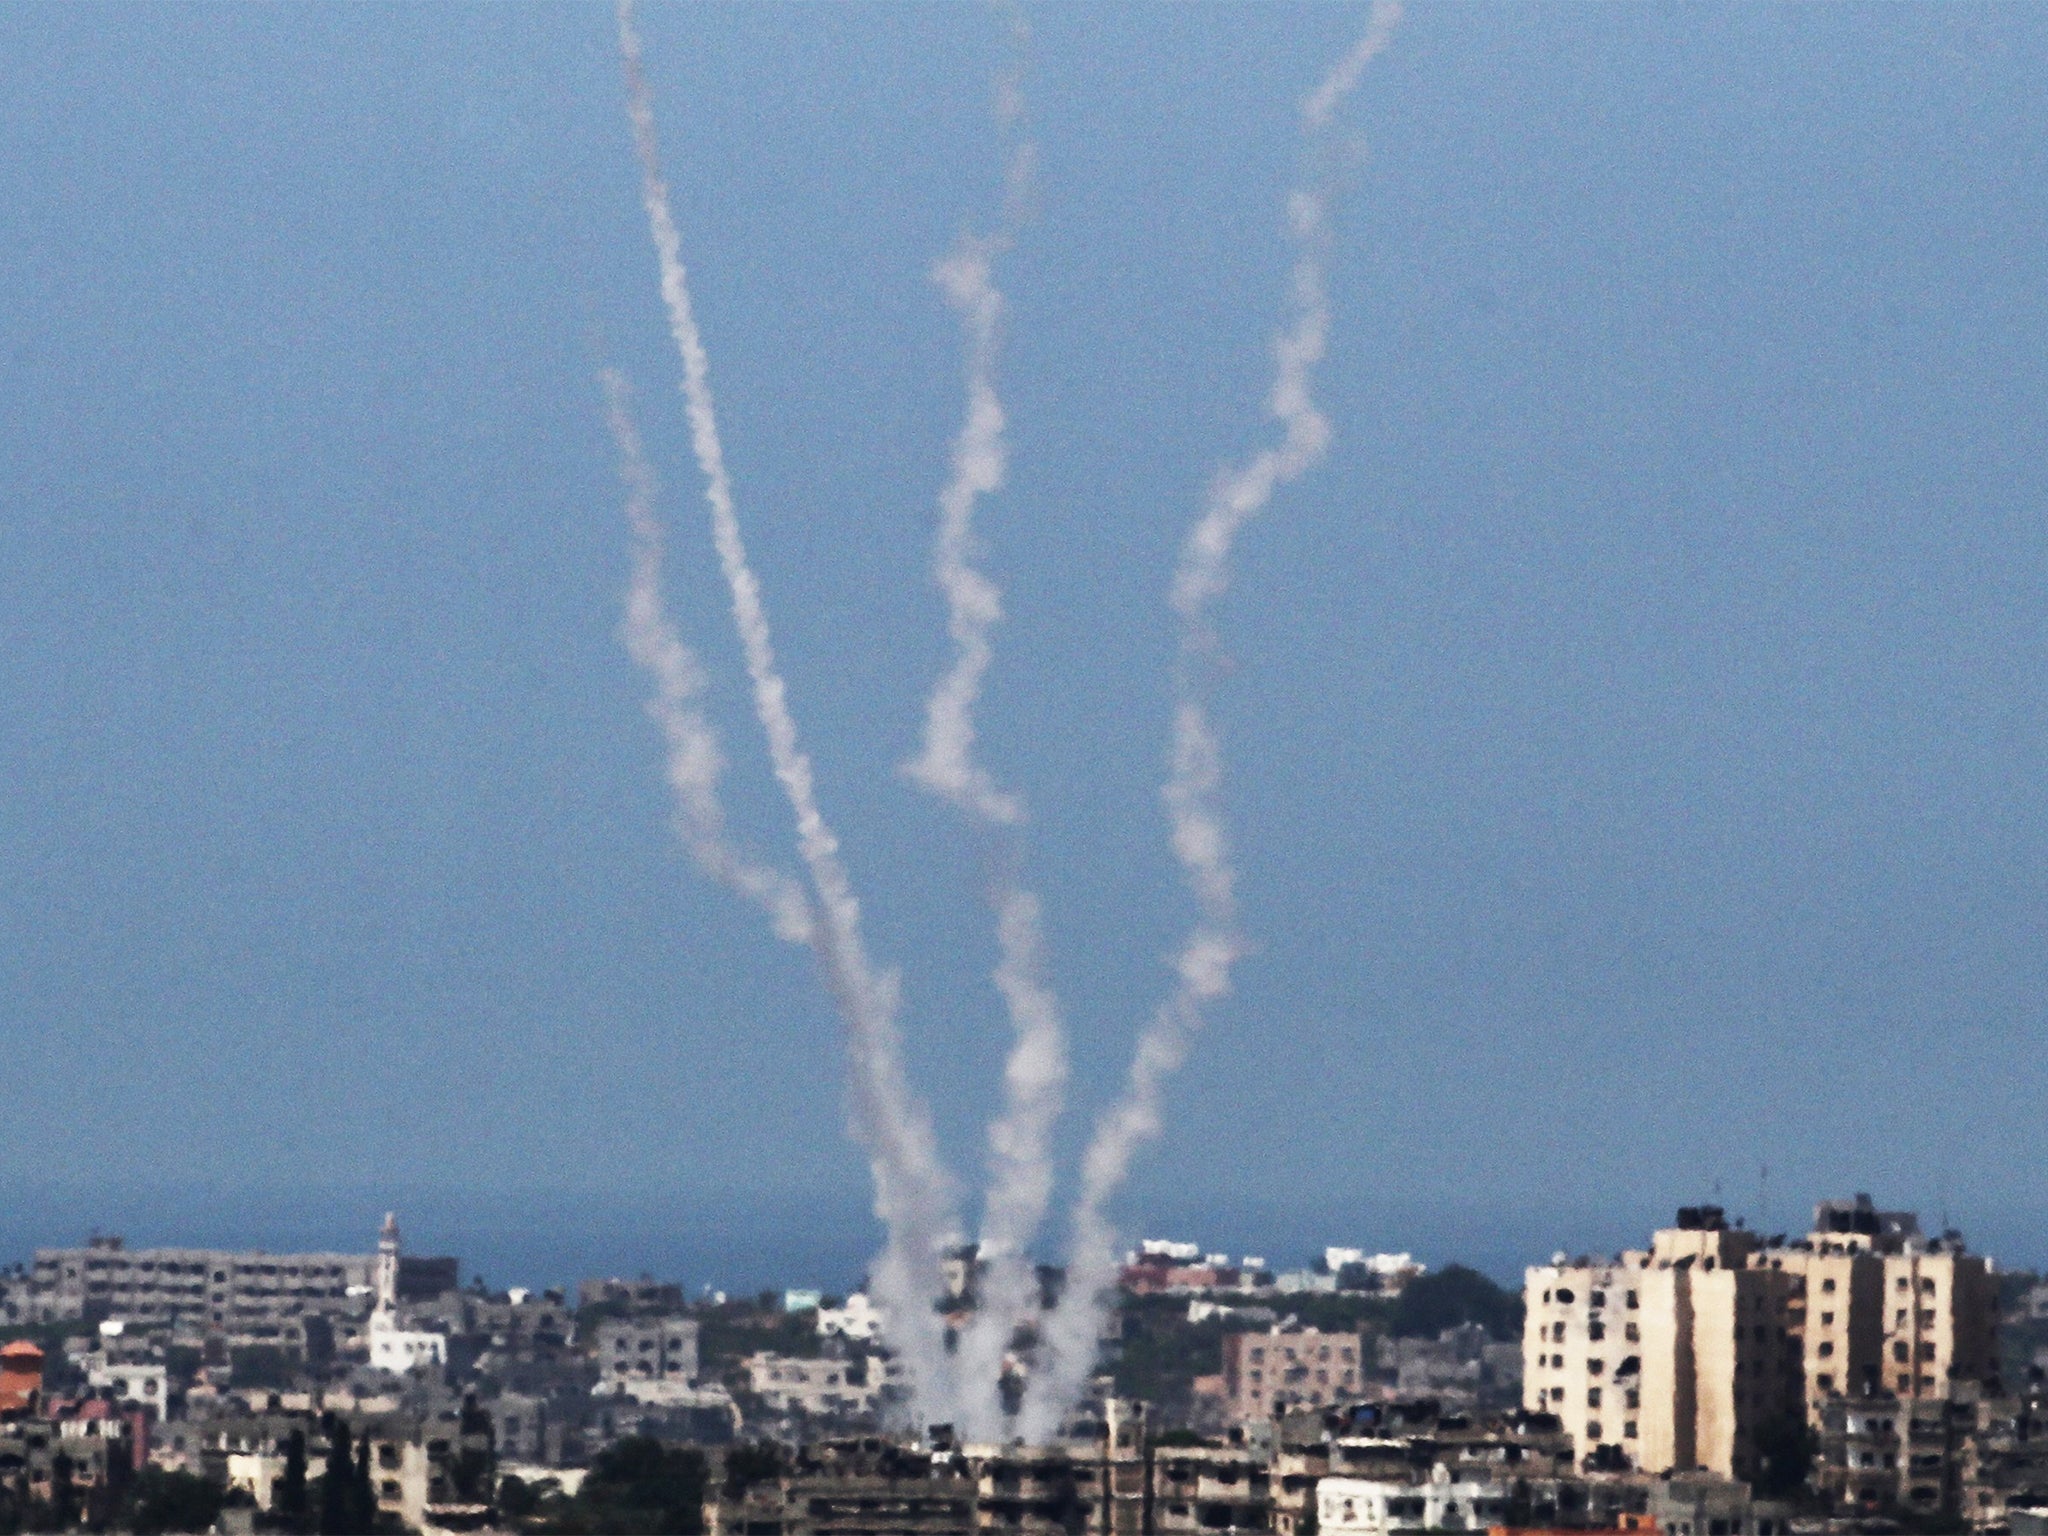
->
[1022,1,1402,1442]
[910,238,1068,1426]
[603,368,816,947]
[907,125,1072,1441]
[616,0,961,1421]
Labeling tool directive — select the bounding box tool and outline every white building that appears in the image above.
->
[366,1214,446,1376]
[817,1292,883,1342]
[1318,1468,1515,1535]
[744,1352,902,1417]
[84,1357,166,1411]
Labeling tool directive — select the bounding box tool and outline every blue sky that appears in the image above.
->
[1,4,2045,1288]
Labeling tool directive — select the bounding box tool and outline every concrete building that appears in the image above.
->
[578,1276,686,1313]
[1759,1207,1887,1413]
[1524,1208,1802,1480]
[596,1316,700,1391]
[1882,1243,1999,1402]
[746,1354,902,1419]
[1753,1195,1999,1416]
[29,1234,371,1345]
[1220,1326,1363,1421]
[1150,1443,1269,1536]
[1527,1197,2003,1483]
[1318,1467,1513,1536]
[707,1438,976,1536]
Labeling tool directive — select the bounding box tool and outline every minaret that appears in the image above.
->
[374,1211,401,1318]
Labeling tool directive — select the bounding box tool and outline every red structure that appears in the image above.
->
[0,1341,43,1415]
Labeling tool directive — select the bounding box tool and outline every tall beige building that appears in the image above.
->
[1761,1195,1999,1412]
[1526,1208,1809,1482]
[1880,1246,1998,1401]
[1527,1196,2002,1478]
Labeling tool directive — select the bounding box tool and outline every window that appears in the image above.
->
[1589,1359,1605,1376]
[1821,1312,1834,1326]
[1897,1277,1911,1291]
[1625,1291,1638,1309]
[1590,1291,1607,1308]
[1819,1342,1834,1358]
[1588,1389,1602,1408]
[1553,1322,1567,1343]
[1894,1342,1909,1363]
[1587,1421,1603,1440]
[1589,1322,1606,1341]
[1557,1288,1576,1304]
[1625,1390,1639,1409]
[1817,1374,1834,1392]
[1625,1323,1639,1342]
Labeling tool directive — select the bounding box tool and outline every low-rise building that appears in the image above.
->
[1150,1443,1269,1536]
[596,1316,700,1391]
[745,1353,901,1420]
[1318,1466,1513,1536]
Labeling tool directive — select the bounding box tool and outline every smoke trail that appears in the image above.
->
[904,35,1070,1440]
[603,368,817,946]
[906,232,1024,829]
[1022,2,1402,1443]
[616,0,961,1422]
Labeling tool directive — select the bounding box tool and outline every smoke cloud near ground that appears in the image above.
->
[616,0,963,1423]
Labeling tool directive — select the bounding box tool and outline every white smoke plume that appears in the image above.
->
[907,233,1024,829]
[1022,1,1402,1442]
[603,368,817,946]
[906,90,1071,1441]
[616,0,962,1423]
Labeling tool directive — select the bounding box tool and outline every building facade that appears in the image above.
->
[1220,1326,1363,1421]
[1524,1209,1802,1481]
[29,1235,371,1345]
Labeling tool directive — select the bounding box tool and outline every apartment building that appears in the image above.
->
[1882,1245,1999,1401]
[1527,1197,2003,1481]
[1524,1208,1801,1481]
[30,1235,371,1346]
[1219,1325,1363,1421]
[596,1316,700,1391]
[1757,1195,1998,1410]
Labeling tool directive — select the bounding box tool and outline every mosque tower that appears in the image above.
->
[374,1211,400,1317]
